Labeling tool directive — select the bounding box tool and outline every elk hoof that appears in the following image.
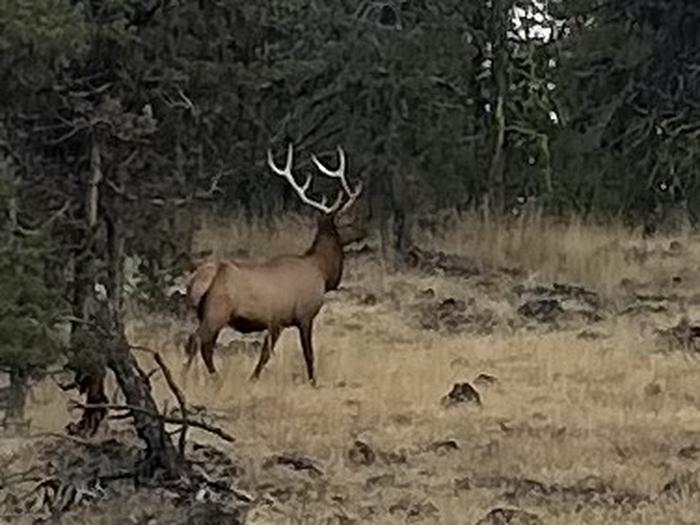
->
[309,378,318,388]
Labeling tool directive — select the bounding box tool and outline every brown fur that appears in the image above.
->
[184,144,363,385]
[184,213,346,384]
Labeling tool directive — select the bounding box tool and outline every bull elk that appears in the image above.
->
[183,143,363,386]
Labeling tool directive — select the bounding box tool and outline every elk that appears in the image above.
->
[183,143,363,386]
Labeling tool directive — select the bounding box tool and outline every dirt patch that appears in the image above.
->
[513,282,605,328]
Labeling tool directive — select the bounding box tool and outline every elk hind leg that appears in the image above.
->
[250,327,281,382]
[299,320,317,387]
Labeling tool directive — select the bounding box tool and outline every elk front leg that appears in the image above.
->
[298,320,317,387]
[200,331,220,375]
[250,327,281,382]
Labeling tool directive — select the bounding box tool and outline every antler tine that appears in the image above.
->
[266,143,337,214]
[338,180,363,215]
[311,146,363,214]
[311,147,349,193]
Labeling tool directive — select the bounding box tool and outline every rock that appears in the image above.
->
[361,293,378,306]
[416,307,440,331]
[347,440,375,467]
[454,476,471,491]
[428,439,459,455]
[438,298,467,313]
[262,453,323,478]
[577,329,608,341]
[378,449,408,465]
[514,282,604,326]
[388,496,439,521]
[441,382,481,408]
[474,373,497,387]
[517,299,563,323]
[476,507,542,525]
[656,318,700,352]
[678,445,700,460]
[411,291,497,335]
[643,383,662,397]
[365,473,396,489]
[666,240,685,256]
[416,288,436,300]
[660,469,700,499]
[621,303,668,317]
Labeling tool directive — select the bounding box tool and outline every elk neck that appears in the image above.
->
[304,213,344,291]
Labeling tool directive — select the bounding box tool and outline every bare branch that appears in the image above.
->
[68,401,235,443]
[106,166,229,207]
[13,200,70,237]
[130,345,189,454]
[161,88,198,117]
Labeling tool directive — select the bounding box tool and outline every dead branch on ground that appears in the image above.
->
[130,345,189,454]
[68,401,234,444]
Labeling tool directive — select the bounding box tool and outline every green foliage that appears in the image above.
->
[0,0,88,85]
[554,0,700,220]
[0,153,68,376]
[0,0,697,321]
[0,234,68,376]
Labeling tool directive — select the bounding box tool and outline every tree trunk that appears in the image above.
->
[3,370,29,433]
[103,314,184,477]
[488,0,508,213]
[386,82,414,266]
[68,134,184,479]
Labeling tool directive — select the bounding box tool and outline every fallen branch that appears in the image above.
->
[68,401,234,444]
[129,345,189,454]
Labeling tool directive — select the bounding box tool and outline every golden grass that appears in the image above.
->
[416,211,700,297]
[16,213,700,524]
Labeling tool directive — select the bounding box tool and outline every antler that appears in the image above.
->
[267,143,362,215]
[311,147,363,214]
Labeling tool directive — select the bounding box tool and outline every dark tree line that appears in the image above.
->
[0,0,698,474]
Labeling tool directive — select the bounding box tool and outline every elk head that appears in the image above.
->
[267,143,364,290]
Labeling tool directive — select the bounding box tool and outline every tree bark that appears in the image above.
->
[3,370,29,432]
[68,134,184,479]
[102,310,184,477]
[488,0,508,213]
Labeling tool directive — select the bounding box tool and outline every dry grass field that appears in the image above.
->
[6,213,700,524]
